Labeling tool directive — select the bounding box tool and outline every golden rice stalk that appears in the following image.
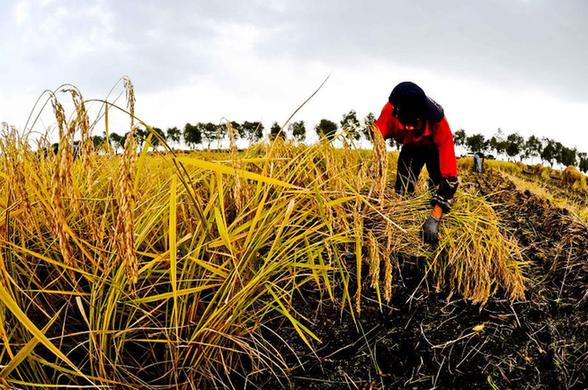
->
[115,127,138,286]
[343,138,364,193]
[69,88,94,179]
[52,94,67,140]
[0,126,34,228]
[124,77,136,129]
[51,96,76,197]
[50,192,74,269]
[371,124,388,202]
[368,231,380,289]
[383,256,393,303]
[323,144,339,191]
[353,210,363,314]
[384,220,395,256]
[36,132,53,158]
[227,122,243,212]
[383,222,396,302]
[227,121,238,155]
[103,102,114,155]
[359,160,370,184]
[49,98,75,268]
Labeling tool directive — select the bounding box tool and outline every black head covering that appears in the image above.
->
[388,81,444,124]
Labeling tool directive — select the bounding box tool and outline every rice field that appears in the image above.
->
[1,82,585,388]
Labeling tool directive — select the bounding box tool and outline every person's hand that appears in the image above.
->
[422,215,440,245]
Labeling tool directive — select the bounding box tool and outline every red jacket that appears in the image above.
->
[374,102,458,178]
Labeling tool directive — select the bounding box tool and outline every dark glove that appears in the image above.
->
[422,216,440,245]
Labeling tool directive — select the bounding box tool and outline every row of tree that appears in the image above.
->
[89,110,586,173]
[96,111,377,151]
[454,128,588,172]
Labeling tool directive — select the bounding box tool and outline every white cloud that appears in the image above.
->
[14,0,30,25]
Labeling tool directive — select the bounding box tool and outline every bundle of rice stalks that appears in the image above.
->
[528,163,552,180]
[432,191,527,304]
[364,189,527,306]
[562,165,587,191]
[369,124,388,202]
[486,159,525,175]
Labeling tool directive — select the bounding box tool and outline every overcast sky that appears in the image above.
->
[1,0,587,151]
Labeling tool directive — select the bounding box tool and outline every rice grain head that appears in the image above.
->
[368,231,380,289]
[115,126,138,286]
[227,122,244,212]
[124,77,136,129]
[383,253,393,303]
[49,97,75,269]
[370,124,388,202]
[353,210,363,314]
[69,88,94,179]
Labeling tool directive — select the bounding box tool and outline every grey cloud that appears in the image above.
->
[1,0,586,102]
[253,0,588,101]
[1,0,225,94]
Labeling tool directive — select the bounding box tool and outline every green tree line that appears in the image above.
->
[86,111,587,174]
[97,110,380,150]
[454,128,588,173]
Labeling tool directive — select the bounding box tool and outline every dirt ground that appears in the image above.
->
[255,169,588,389]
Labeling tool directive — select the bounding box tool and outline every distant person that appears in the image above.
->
[473,152,484,173]
[373,81,459,244]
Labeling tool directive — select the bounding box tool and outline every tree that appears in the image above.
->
[288,120,306,142]
[200,122,223,149]
[315,119,338,141]
[558,145,577,167]
[340,110,361,141]
[166,126,181,146]
[183,122,202,149]
[453,129,466,147]
[150,127,166,149]
[465,134,486,153]
[523,135,543,161]
[269,122,284,141]
[242,121,264,144]
[135,128,148,148]
[553,142,564,166]
[505,132,524,161]
[361,112,376,142]
[92,135,105,149]
[488,128,507,157]
[541,138,557,167]
[579,152,588,173]
[109,132,124,151]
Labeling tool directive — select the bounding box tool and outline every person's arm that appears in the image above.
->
[422,117,459,245]
[374,102,398,141]
[431,117,459,213]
